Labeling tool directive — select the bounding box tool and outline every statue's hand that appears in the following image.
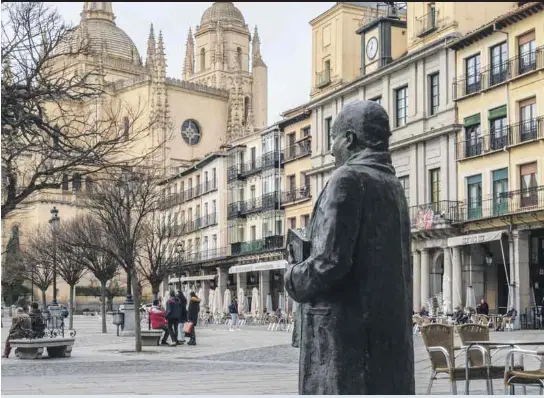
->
[287,244,296,265]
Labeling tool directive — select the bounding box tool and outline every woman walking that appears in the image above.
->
[187,291,200,346]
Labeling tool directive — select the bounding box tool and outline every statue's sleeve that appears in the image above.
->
[285,169,362,303]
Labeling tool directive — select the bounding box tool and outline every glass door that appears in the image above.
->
[492,169,508,216]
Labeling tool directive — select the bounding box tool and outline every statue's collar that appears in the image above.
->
[346,148,396,175]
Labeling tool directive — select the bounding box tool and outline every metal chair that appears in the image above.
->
[504,349,544,395]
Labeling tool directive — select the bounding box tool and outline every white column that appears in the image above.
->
[259,270,270,313]
[514,230,531,324]
[216,267,228,295]
[509,233,516,311]
[452,246,463,309]
[443,247,452,313]
[421,249,430,309]
[413,251,421,312]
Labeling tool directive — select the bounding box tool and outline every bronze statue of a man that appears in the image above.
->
[285,100,415,395]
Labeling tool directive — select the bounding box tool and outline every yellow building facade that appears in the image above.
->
[279,106,313,233]
[451,2,544,318]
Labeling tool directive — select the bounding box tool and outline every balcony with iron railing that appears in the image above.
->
[409,200,461,233]
[453,47,544,99]
[456,117,544,161]
[185,212,218,233]
[227,201,247,220]
[415,7,438,38]
[239,192,281,216]
[316,68,331,89]
[283,140,311,163]
[227,165,244,183]
[180,246,231,264]
[281,186,311,207]
[231,235,284,256]
[456,185,544,223]
[159,179,217,209]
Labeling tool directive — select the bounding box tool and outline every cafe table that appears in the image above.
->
[463,340,544,395]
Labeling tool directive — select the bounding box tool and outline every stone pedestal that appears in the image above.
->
[120,303,135,337]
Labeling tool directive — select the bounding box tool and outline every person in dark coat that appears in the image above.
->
[476,298,489,315]
[285,100,415,395]
[29,302,46,338]
[3,307,32,358]
[165,290,181,344]
[186,291,200,345]
[176,291,188,344]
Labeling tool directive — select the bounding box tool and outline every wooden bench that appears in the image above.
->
[140,329,164,346]
[9,337,75,359]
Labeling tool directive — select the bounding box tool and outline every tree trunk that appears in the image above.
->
[69,284,74,330]
[131,267,142,352]
[152,286,159,301]
[41,289,47,309]
[100,280,107,333]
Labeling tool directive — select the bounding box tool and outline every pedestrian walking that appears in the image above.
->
[187,291,200,345]
[165,290,181,344]
[228,298,238,331]
[176,291,188,344]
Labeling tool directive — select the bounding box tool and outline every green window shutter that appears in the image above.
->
[467,174,482,185]
[492,168,508,181]
[488,105,507,120]
[464,113,481,127]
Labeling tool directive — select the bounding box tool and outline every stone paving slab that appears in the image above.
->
[2,315,544,395]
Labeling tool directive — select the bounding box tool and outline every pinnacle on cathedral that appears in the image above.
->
[252,26,266,68]
[146,24,156,71]
[182,28,195,80]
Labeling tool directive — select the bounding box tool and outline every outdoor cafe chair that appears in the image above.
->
[420,323,505,395]
[504,348,544,395]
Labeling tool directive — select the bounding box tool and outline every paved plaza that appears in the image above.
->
[1,315,543,395]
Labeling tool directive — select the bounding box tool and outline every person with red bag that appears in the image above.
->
[149,300,176,346]
[186,291,201,345]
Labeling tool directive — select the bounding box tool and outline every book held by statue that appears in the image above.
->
[286,228,311,264]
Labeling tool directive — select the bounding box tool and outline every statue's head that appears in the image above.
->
[331,100,391,167]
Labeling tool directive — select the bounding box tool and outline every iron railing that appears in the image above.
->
[231,235,284,256]
[455,117,543,160]
[282,186,311,206]
[180,246,231,263]
[453,46,544,99]
[159,179,217,209]
[415,7,438,38]
[456,185,544,222]
[227,202,246,220]
[283,140,311,162]
[409,200,461,231]
[316,68,331,88]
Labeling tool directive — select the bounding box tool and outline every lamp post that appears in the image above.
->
[119,170,136,305]
[176,242,184,293]
[49,206,60,305]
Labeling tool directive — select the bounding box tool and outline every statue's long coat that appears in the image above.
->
[285,149,415,395]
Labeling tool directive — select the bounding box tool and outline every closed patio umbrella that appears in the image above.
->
[223,289,232,313]
[208,290,215,313]
[251,287,260,316]
[266,294,273,313]
[214,287,223,315]
[238,288,245,314]
[198,286,205,307]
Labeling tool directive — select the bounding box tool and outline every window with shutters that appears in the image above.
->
[519,97,537,142]
[518,30,536,74]
[520,162,537,208]
[467,174,482,220]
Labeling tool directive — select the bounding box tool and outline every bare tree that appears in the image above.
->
[138,214,181,300]
[63,215,118,333]
[1,2,166,219]
[56,226,88,330]
[81,170,160,351]
[22,227,55,308]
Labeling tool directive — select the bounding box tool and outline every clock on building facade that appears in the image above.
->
[366,36,378,60]
[181,119,201,145]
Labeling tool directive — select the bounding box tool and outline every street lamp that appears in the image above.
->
[118,169,137,304]
[485,254,493,266]
[176,242,184,293]
[49,206,60,305]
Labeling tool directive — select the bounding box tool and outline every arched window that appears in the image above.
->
[237,47,242,69]
[200,48,206,71]
[123,116,130,139]
[243,96,250,126]
[85,176,93,193]
[72,173,82,192]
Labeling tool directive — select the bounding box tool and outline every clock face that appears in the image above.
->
[366,37,378,60]
[181,119,201,145]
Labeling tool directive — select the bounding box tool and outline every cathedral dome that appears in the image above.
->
[57,2,141,64]
[200,2,246,27]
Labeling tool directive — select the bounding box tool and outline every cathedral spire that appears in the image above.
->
[156,30,166,81]
[214,22,224,70]
[252,26,266,68]
[182,27,195,80]
[145,23,156,71]
[81,2,115,24]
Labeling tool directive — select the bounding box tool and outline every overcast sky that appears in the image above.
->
[48,2,335,123]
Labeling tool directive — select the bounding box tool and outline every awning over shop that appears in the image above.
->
[229,260,288,274]
[170,275,216,283]
[447,230,508,247]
